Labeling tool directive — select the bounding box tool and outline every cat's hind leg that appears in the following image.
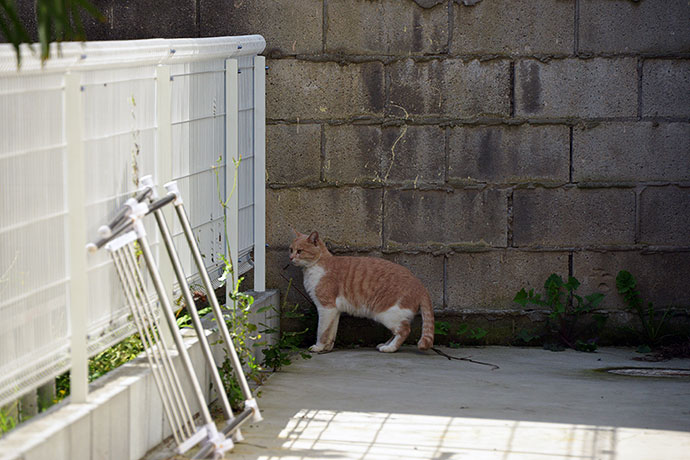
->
[309,306,340,353]
[375,305,413,353]
[376,336,395,351]
[378,321,411,353]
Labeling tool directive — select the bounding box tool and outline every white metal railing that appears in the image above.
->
[0,35,266,409]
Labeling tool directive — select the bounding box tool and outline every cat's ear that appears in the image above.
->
[291,227,302,237]
[307,231,319,246]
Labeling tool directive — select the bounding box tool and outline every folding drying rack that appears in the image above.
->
[87,175,261,459]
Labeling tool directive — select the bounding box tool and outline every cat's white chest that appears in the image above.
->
[303,265,325,301]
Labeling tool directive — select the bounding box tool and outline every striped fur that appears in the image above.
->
[290,230,434,353]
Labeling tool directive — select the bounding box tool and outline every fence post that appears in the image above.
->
[65,72,89,404]
[155,64,176,348]
[253,56,266,293]
[225,59,240,297]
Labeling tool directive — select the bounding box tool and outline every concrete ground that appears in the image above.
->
[148,346,690,460]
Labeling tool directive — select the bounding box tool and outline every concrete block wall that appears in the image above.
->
[5,0,689,344]
[248,0,690,344]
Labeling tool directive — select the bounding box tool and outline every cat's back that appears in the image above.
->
[319,255,426,311]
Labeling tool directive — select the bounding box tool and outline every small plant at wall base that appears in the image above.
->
[435,321,488,347]
[259,279,311,372]
[616,270,673,352]
[514,274,607,352]
[216,266,264,411]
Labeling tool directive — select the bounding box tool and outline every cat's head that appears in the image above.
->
[289,230,325,267]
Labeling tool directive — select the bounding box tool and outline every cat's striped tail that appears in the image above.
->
[417,290,434,350]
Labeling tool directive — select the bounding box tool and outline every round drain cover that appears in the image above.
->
[606,368,690,378]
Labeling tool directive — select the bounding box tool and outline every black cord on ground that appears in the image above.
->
[430,347,500,371]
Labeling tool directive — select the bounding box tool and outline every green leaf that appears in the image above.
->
[616,270,636,293]
[575,340,597,352]
[636,344,652,354]
[586,293,605,309]
[435,321,450,336]
[513,288,528,306]
[545,273,564,290]
[516,328,539,343]
[543,342,566,352]
[566,276,581,291]
[469,327,488,340]
[456,323,469,336]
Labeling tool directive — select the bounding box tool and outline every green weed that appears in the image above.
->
[514,274,606,352]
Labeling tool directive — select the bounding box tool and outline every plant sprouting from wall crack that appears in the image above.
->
[514,274,606,352]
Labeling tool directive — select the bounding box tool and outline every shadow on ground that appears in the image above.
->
[146,346,690,460]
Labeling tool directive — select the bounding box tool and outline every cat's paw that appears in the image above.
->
[309,344,326,353]
[377,344,399,353]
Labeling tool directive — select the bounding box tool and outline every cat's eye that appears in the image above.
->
[296,249,302,254]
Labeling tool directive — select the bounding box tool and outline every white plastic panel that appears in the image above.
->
[0,74,70,407]
[0,35,265,408]
[170,59,228,284]
[81,66,159,354]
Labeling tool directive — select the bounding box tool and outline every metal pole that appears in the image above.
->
[150,205,236,421]
[136,226,215,427]
[111,247,186,443]
[172,199,255,405]
[253,55,266,293]
[125,242,200,434]
[65,71,89,404]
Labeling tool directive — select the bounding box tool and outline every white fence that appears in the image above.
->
[0,35,266,410]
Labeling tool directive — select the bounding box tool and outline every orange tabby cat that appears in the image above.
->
[289,230,434,353]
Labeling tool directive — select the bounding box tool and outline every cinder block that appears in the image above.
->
[448,124,569,184]
[639,186,690,246]
[446,250,569,312]
[85,1,198,40]
[324,124,445,185]
[515,58,637,118]
[267,59,385,120]
[384,188,508,248]
[383,252,445,308]
[200,0,323,55]
[326,0,448,55]
[381,125,445,185]
[388,58,444,116]
[266,248,304,307]
[267,124,322,185]
[573,122,690,182]
[642,60,690,118]
[579,0,690,54]
[513,188,636,247]
[388,58,511,117]
[451,0,573,56]
[574,251,690,310]
[267,187,382,248]
[324,125,383,184]
[444,59,511,118]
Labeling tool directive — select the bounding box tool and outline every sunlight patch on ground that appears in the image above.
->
[239,409,690,460]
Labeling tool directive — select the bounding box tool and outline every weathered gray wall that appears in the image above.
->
[6,0,690,344]
[248,0,690,345]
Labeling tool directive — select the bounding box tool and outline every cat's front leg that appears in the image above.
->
[309,306,340,353]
